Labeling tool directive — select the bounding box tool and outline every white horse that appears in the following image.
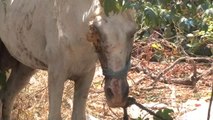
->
[0,0,136,119]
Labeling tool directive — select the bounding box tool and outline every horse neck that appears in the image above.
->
[53,0,99,25]
[53,0,95,15]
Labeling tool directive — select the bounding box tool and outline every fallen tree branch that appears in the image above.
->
[156,57,212,81]
[156,57,186,81]
[135,64,157,80]
[197,64,213,79]
[167,65,213,85]
[191,59,198,86]
[151,57,212,85]
[132,56,212,86]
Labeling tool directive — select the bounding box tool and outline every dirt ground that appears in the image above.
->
[9,41,212,120]
[10,60,212,120]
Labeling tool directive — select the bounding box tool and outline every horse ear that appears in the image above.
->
[87,24,100,46]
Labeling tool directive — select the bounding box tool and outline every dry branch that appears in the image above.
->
[134,56,213,86]
[168,64,212,85]
[197,64,213,79]
[157,57,212,80]
[156,57,186,81]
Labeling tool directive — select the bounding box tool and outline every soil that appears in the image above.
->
[11,42,212,120]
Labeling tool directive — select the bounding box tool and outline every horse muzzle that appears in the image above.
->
[104,77,129,108]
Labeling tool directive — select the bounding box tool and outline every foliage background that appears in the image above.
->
[103,0,213,59]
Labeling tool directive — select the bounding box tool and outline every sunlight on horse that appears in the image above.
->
[0,0,136,119]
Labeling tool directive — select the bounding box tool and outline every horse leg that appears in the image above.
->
[48,66,67,120]
[72,67,95,120]
[1,63,36,120]
[0,39,18,120]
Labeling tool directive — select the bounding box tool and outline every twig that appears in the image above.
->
[180,46,190,56]
[123,107,128,120]
[134,64,157,80]
[197,64,213,79]
[167,64,212,85]
[123,97,168,120]
[207,81,213,120]
[152,57,212,85]
[191,59,198,86]
[108,107,120,118]
[127,75,136,84]
[132,56,212,86]
[157,57,185,80]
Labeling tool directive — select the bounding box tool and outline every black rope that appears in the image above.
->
[123,97,168,120]
[123,107,128,120]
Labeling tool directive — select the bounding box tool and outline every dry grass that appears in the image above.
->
[11,65,212,120]
[12,68,125,120]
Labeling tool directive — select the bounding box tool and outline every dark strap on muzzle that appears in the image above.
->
[102,61,130,79]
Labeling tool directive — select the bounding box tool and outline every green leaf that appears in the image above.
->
[103,0,117,16]
[151,42,163,51]
[137,117,143,120]
[154,108,174,120]
[158,0,171,6]
[103,0,128,16]
[144,7,159,27]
